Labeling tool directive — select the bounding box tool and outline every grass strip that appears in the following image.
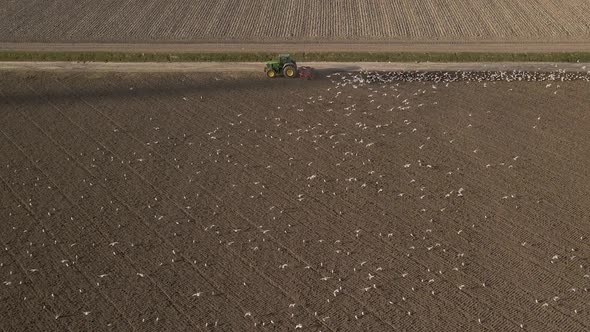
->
[1,51,590,62]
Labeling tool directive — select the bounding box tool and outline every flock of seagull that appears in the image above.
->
[358,69,590,84]
[1,68,589,330]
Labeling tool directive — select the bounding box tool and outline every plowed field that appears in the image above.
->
[1,0,590,43]
[1,71,590,331]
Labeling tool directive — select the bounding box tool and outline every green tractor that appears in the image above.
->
[264,54,298,78]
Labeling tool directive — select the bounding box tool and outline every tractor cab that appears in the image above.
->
[265,54,298,78]
[278,54,296,65]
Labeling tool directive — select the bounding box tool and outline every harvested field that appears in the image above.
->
[1,0,590,43]
[1,70,590,331]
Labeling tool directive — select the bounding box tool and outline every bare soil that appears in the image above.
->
[1,71,589,331]
[4,41,590,53]
[1,0,590,44]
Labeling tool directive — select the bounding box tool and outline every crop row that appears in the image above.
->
[1,0,589,42]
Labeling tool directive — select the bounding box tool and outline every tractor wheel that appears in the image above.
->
[283,65,297,78]
[266,69,277,78]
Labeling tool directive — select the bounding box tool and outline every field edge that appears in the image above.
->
[2,51,590,63]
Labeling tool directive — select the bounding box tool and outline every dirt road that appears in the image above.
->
[1,61,590,74]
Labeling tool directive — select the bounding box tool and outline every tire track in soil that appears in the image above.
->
[327,81,590,253]
[415,82,590,265]
[276,78,590,330]
[78,73,590,330]
[42,75,385,331]
[85,74,544,330]
[0,113,200,331]
[284,79,582,258]
[30,84,330,330]
[219,80,580,324]
[34,72,404,330]
[82,73,472,332]
[0,156,124,331]
[222,85,590,330]
[1,118,140,331]
[0,194,65,332]
[176,76,590,330]
[0,175,135,331]
[85,73,576,332]
[0,86,234,330]
[0,75,544,332]
[2,72,588,332]
[4,79,332,331]
[0,88,275,331]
